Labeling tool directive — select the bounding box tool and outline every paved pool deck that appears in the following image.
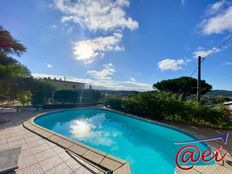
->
[0,110,108,174]
[1,109,232,174]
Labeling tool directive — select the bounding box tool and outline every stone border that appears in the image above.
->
[23,109,131,174]
[23,107,230,174]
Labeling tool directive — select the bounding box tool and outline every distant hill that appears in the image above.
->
[206,90,232,97]
[99,90,140,97]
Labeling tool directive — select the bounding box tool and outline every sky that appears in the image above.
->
[0,0,232,91]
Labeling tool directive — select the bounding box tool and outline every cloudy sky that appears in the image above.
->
[1,0,232,91]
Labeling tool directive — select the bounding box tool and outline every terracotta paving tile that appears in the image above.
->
[75,164,97,174]
[6,135,24,143]
[29,138,47,148]
[73,157,101,174]
[99,157,122,171]
[48,135,63,142]
[52,146,65,154]
[18,154,38,168]
[40,131,53,138]
[16,163,44,174]
[39,154,63,171]
[25,135,41,143]
[8,142,30,150]
[82,150,105,164]
[34,148,57,162]
[66,158,82,171]
[22,131,36,138]
[69,144,87,156]
[7,138,30,150]
[47,141,57,148]
[46,163,73,174]
[33,127,45,134]
[58,139,74,148]
[113,163,131,174]
[31,143,51,154]
[20,148,34,158]
[59,151,72,161]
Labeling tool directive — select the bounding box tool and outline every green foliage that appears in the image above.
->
[153,76,212,98]
[82,89,101,104]
[201,96,231,105]
[122,92,182,120]
[0,26,30,102]
[0,26,57,107]
[17,90,32,106]
[105,97,123,110]
[54,89,101,104]
[0,54,32,98]
[99,90,140,97]
[0,26,26,56]
[105,91,232,129]
[31,79,55,105]
[54,90,80,103]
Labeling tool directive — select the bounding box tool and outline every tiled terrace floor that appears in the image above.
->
[0,110,103,174]
[1,110,232,174]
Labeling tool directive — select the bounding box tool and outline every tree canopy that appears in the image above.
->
[0,26,26,56]
[0,26,55,106]
[153,76,212,98]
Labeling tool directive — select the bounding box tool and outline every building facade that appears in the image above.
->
[43,77,85,90]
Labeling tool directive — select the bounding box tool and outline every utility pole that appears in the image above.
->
[197,56,201,102]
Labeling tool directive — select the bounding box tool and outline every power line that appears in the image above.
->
[190,33,232,77]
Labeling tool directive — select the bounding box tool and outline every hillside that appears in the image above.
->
[206,90,232,97]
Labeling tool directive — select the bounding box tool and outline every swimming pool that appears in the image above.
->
[34,108,213,174]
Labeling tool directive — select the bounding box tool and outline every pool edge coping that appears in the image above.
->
[23,107,229,174]
[23,107,131,174]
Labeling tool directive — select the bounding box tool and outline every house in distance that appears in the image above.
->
[43,77,85,90]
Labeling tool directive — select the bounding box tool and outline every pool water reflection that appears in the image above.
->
[35,109,214,174]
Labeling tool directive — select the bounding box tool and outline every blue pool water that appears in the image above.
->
[35,109,213,174]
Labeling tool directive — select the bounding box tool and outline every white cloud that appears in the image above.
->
[201,1,232,34]
[53,0,138,63]
[32,73,152,91]
[129,77,136,82]
[158,59,187,71]
[206,0,228,15]
[73,33,123,63]
[87,63,116,80]
[193,47,220,58]
[47,64,53,68]
[54,0,138,32]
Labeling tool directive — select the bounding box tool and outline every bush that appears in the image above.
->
[31,79,55,106]
[54,90,80,103]
[54,89,101,104]
[105,97,123,110]
[105,91,232,129]
[17,90,31,106]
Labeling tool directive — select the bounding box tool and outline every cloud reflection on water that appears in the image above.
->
[69,113,119,147]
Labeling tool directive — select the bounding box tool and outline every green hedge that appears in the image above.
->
[54,89,101,104]
[105,91,232,129]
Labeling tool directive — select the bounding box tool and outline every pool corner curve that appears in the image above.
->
[22,109,132,174]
